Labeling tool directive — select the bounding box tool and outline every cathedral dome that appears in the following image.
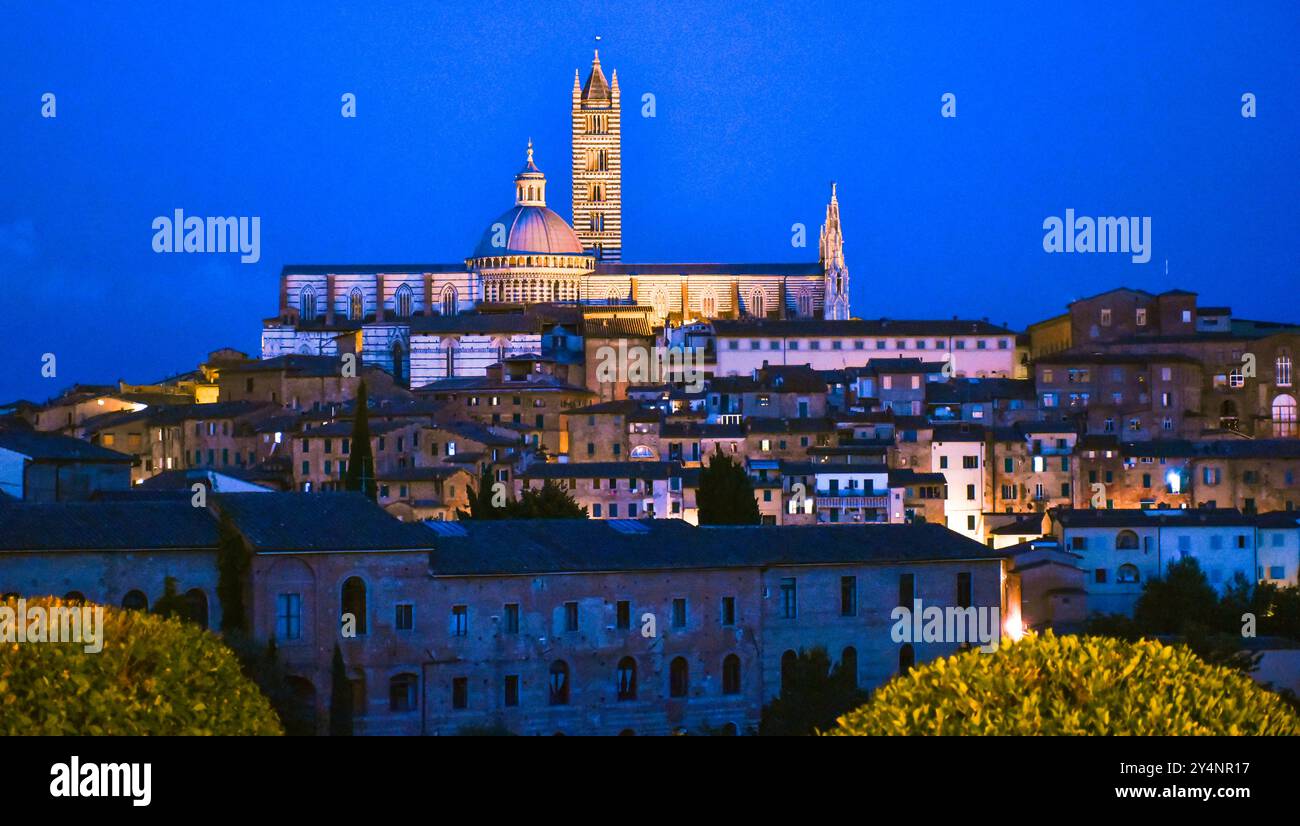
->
[471,140,587,259]
[472,204,585,257]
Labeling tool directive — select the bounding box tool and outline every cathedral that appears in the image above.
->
[262,51,851,384]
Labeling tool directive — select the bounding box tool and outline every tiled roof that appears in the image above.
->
[376,465,472,482]
[1050,507,1253,528]
[520,461,689,481]
[926,378,1036,404]
[0,430,132,463]
[427,520,1000,576]
[0,501,217,552]
[214,492,436,552]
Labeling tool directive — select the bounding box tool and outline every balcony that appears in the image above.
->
[815,494,890,509]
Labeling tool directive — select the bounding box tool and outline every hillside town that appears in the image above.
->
[3,49,1298,737]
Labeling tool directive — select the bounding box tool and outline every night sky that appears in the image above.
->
[2,1,1297,403]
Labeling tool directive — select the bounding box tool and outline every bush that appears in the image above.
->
[0,596,282,735]
[827,632,1300,736]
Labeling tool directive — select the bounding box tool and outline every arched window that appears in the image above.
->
[749,289,765,318]
[389,673,418,712]
[652,289,669,318]
[1117,564,1141,584]
[616,657,637,701]
[391,341,405,385]
[1273,394,1297,437]
[780,650,797,693]
[122,590,148,611]
[441,285,458,316]
[300,286,318,321]
[840,646,858,688]
[700,292,716,318]
[395,284,413,318]
[341,576,368,635]
[606,288,621,306]
[1115,530,1140,550]
[1220,399,1239,430]
[184,589,208,629]
[548,660,570,705]
[629,445,656,460]
[669,657,689,698]
[349,288,363,321]
[899,643,915,675]
[722,654,741,695]
[796,292,813,317]
[1277,351,1293,388]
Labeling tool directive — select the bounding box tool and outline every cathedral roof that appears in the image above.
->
[472,204,585,257]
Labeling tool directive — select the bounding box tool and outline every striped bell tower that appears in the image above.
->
[571,50,622,261]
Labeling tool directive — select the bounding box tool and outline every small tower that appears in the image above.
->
[516,139,547,206]
[820,182,850,320]
[571,49,622,261]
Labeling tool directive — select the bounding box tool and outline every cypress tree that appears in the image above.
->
[329,643,354,736]
[343,380,377,500]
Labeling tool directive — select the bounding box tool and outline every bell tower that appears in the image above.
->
[571,50,622,261]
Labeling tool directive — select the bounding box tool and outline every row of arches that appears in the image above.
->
[3,588,210,629]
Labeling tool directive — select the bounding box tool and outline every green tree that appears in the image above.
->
[343,380,377,500]
[460,473,586,519]
[829,633,1300,736]
[510,479,587,518]
[216,513,251,633]
[1133,556,1220,634]
[329,644,354,737]
[0,596,282,735]
[460,467,505,520]
[759,647,866,736]
[696,446,761,525]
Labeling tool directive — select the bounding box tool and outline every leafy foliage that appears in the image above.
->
[460,470,587,519]
[1085,557,1300,673]
[216,512,250,633]
[828,632,1300,736]
[0,596,282,735]
[759,647,866,736]
[343,380,377,500]
[697,446,761,525]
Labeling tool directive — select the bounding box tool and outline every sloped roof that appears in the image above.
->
[214,492,436,552]
[0,501,217,552]
[0,430,132,463]
[426,520,1000,576]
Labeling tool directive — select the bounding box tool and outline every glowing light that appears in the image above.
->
[1003,615,1025,642]
[1166,469,1182,494]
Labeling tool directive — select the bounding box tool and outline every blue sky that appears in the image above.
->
[2,1,1297,402]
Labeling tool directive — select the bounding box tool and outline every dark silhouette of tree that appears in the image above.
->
[343,380,376,500]
[460,471,586,519]
[759,647,866,736]
[511,479,587,518]
[697,446,761,525]
[329,644,353,737]
[216,513,250,633]
[1134,556,1221,634]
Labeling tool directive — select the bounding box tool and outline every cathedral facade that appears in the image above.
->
[262,51,851,385]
